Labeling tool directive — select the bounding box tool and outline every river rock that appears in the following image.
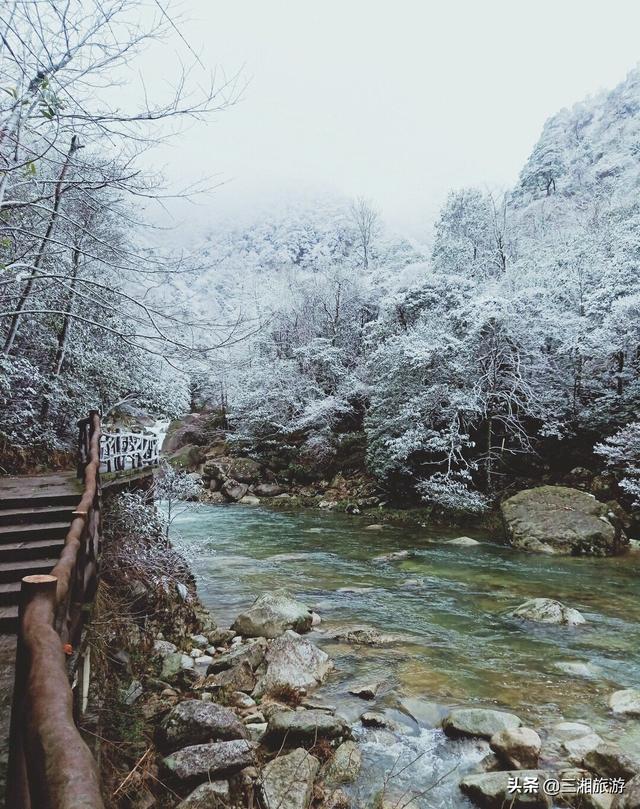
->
[490,727,541,769]
[554,661,600,678]
[153,639,178,658]
[240,495,260,505]
[204,660,257,692]
[583,742,640,780]
[246,723,268,743]
[232,590,313,638]
[207,638,267,674]
[265,709,351,746]
[459,770,551,808]
[326,625,403,645]
[253,483,285,497]
[609,689,640,717]
[447,536,481,546]
[176,781,230,808]
[253,630,333,697]
[158,700,248,751]
[161,653,195,681]
[373,550,414,562]
[365,524,385,531]
[508,598,586,626]
[323,740,362,784]
[162,739,255,783]
[260,748,319,809]
[500,485,624,556]
[613,774,640,808]
[228,457,263,483]
[443,708,522,740]
[562,733,604,763]
[549,722,594,740]
[221,478,249,502]
[349,681,383,700]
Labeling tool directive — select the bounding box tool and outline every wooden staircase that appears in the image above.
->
[0,473,81,632]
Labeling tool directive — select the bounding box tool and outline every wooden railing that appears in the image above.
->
[8,411,114,808]
[99,429,159,473]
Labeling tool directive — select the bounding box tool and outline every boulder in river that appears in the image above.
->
[507,598,586,626]
[459,770,550,809]
[490,727,541,769]
[253,483,285,497]
[260,748,319,809]
[232,590,313,638]
[500,485,626,556]
[158,700,248,751]
[264,709,351,746]
[322,740,362,784]
[221,478,249,502]
[583,742,640,780]
[162,739,255,783]
[326,625,404,646]
[442,708,522,740]
[253,630,333,697]
[373,550,414,563]
[609,689,640,717]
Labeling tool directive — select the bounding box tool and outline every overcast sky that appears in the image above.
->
[141,0,640,240]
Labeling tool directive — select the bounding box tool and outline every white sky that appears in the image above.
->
[139,0,640,240]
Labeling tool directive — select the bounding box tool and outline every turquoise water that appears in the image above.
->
[168,504,640,807]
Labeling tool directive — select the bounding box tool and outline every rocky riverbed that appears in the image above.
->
[152,503,640,809]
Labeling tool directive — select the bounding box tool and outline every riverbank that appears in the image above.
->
[162,501,640,808]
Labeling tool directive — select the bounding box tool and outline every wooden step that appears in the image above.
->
[0,605,18,633]
[0,537,65,562]
[0,492,79,511]
[0,558,57,584]
[0,505,75,527]
[0,522,69,543]
[0,581,21,606]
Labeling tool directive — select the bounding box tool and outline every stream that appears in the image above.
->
[169,503,640,808]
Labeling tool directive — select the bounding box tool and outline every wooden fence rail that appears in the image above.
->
[5,413,159,808]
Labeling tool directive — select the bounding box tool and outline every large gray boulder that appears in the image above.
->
[232,590,313,638]
[158,700,247,751]
[260,748,319,809]
[228,457,263,483]
[460,770,550,808]
[162,739,255,783]
[221,478,249,502]
[265,709,351,746]
[500,485,625,556]
[253,631,333,697]
[508,598,586,626]
[613,774,640,808]
[490,727,541,769]
[443,708,522,740]
[583,742,640,780]
[609,689,640,717]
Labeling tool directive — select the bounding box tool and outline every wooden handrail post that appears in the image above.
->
[6,575,58,809]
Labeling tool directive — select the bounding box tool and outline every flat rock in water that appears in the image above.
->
[323,740,362,784]
[253,630,333,697]
[500,485,624,556]
[609,689,640,717]
[583,742,640,780]
[349,681,383,700]
[562,733,605,763]
[399,697,449,728]
[508,598,586,626]
[548,721,594,741]
[162,739,255,783]
[232,590,313,638]
[460,770,551,809]
[554,661,601,678]
[158,699,248,751]
[443,708,522,740]
[326,625,403,646]
[260,748,320,809]
[176,781,230,808]
[446,536,480,546]
[373,550,413,562]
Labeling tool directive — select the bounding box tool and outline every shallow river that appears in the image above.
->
[169,504,640,808]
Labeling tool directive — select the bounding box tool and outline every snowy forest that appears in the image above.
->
[2,0,640,515]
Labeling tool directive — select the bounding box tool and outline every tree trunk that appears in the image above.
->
[3,135,81,354]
